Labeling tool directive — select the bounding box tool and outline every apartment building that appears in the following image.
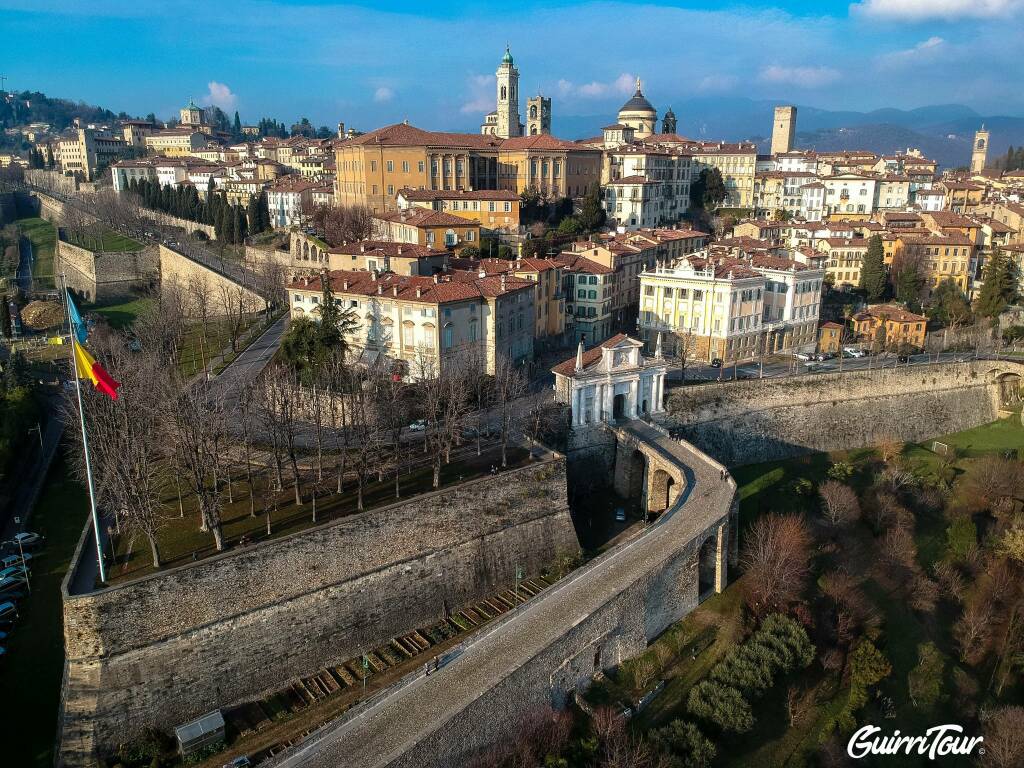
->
[851,304,927,351]
[287,269,535,376]
[57,128,132,181]
[372,208,481,249]
[396,188,520,231]
[144,129,208,157]
[266,175,319,228]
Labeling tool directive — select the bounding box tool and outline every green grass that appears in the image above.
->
[18,217,57,290]
[929,416,1024,456]
[89,297,156,330]
[0,457,90,768]
[65,226,142,253]
[177,315,260,377]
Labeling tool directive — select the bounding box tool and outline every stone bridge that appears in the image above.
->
[266,421,738,768]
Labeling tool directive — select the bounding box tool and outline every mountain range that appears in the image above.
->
[548,99,1024,169]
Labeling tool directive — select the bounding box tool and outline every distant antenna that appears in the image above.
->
[0,74,7,94]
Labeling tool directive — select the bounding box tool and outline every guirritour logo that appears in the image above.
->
[847,725,984,760]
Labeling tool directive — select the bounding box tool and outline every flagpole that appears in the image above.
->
[61,274,107,583]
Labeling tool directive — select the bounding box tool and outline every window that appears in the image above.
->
[488,201,496,212]
[386,160,394,172]
[445,229,457,247]
[578,289,586,299]
[293,293,302,303]
[402,322,415,347]
[402,161,409,173]
[370,161,377,171]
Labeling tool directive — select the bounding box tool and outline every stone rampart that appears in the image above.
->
[662,361,1022,465]
[59,457,578,757]
[57,239,159,302]
[158,244,263,316]
[138,208,216,239]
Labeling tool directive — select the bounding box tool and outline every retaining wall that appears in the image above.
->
[60,457,578,755]
[158,244,263,315]
[662,361,1015,465]
[57,239,159,302]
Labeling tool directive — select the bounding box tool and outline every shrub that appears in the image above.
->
[686,681,754,733]
[907,642,945,710]
[709,645,775,697]
[946,516,977,561]
[827,461,854,482]
[650,720,716,768]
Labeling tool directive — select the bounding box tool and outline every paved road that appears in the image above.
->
[210,314,288,406]
[268,422,735,768]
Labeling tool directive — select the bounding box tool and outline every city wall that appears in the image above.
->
[59,457,578,758]
[662,361,1022,466]
[57,240,159,302]
[158,244,264,315]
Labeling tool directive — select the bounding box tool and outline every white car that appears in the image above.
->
[9,532,44,550]
[794,352,812,361]
[843,347,866,358]
[407,419,428,432]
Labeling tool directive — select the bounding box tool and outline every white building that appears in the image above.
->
[915,188,945,212]
[552,334,668,427]
[604,176,664,230]
[266,176,317,228]
[823,173,877,216]
[800,182,826,222]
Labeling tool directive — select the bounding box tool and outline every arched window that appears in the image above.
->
[530,105,537,119]
[531,126,538,136]
[501,86,507,100]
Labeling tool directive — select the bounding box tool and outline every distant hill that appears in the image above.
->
[0,90,126,132]
[549,99,1024,169]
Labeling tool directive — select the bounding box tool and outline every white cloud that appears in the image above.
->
[562,73,635,99]
[697,74,739,92]
[851,0,1023,20]
[759,65,841,88]
[459,73,494,115]
[877,36,945,67]
[204,81,237,111]
[373,86,394,103]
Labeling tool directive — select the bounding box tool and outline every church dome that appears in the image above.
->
[502,47,514,65]
[619,79,655,115]
[664,106,676,118]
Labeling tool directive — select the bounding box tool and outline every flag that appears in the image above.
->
[66,291,87,344]
[73,339,120,400]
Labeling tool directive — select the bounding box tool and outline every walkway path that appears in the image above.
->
[269,421,735,768]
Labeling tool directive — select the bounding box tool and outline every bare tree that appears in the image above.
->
[493,356,528,468]
[818,480,861,527]
[983,706,1024,768]
[238,383,258,517]
[186,273,213,374]
[259,367,304,506]
[739,513,812,618]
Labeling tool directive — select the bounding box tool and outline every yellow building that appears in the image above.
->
[819,238,869,288]
[397,188,521,230]
[333,122,600,214]
[938,181,984,213]
[852,304,927,351]
[817,322,845,354]
[895,232,974,296]
[371,208,481,250]
[144,129,208,157]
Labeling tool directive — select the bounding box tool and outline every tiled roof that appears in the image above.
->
[288,269,532,304]
[328,241,447,259]
[340,123,503,150]
[551,334,630,377]
[398,188,518,202]
[374,208,479,228]
[852,303,926,324]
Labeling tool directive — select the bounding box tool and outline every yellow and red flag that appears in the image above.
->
[73,339,121,400]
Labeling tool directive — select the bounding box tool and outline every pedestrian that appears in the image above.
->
[490,465,497,475]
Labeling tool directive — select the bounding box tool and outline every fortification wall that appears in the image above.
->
[158,244,263,316]
[662,362,1010,465]
[57,240,159,302]
[61,458,578,752]
[138,208,216,239]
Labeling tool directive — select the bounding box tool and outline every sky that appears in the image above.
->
[2,0,1023,132]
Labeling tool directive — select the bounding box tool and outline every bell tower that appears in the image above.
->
[971,126,989,173]
[526,95,551,136]
[495,46,522,139]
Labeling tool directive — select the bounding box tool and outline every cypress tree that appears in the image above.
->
[976,249,1017,318]
[232,205,244,244]
[233,111,242,136]
[258,191,271,232]
[859,234,887,302]
[246,195,260,234]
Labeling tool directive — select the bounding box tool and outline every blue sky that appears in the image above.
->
[2,0,1023,131]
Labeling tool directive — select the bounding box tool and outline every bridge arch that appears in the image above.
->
[649,468,676,513]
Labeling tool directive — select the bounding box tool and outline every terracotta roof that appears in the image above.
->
[499,134,600,152]
[329,241,447,260]
[374,208,479,228]
[340,123,503,150]
[449,257,560,274]
[398,188,518,202]
[554,253,614,275]
[852,303,926,324]
[552,334,630,377]
[288,269,532,304]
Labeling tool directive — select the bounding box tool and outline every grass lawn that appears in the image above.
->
[18,217,57,290]
[64,226,142,253]
[106,444,532,584]
[177,314,261,377]
[89,296,156,330]
[0,457,90,768]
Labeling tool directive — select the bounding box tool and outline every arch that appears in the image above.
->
[697,536,717,598]
[500,86,507,101]
[995,371,1022,406]
[626,450,646,506]
[530,104,538,119]
[649,468,675,513]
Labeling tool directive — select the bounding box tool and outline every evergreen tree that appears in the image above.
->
[1,296,11,340]
[257,191,271,232]
[246,195,260,235]
[578,185,606,233]
[976,249,1017,318]
[233,110,242,137]
[859,235,887,302]
[895,259,924,312]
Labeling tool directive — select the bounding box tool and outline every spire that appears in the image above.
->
[502,45,514,65]
[574,340,584,373]
[654,332,663,359]
[635,77,643,94]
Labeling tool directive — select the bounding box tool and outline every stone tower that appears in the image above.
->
[771,105,797,155]
[662,107,677,135]
[495,47,522,139]
[526,95,551,136]
[971,126,990,173]
[180,99,203,128]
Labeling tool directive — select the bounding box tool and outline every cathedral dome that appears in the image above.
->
[618,79,655,116]
[502,47,514,65]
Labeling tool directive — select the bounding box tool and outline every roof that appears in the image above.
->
[449,257,560,274]
[328,240,447,260]
[398,188,518,202]
[374,208,479,228]
[499,134,599,152]
[289,269,533,305]
[552,334,631,377]
[852,303,926,324]
[555,252,614,275]
[340,122,503,150]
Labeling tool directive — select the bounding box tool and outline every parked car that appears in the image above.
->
[0,602,18,622]
[222,757,251,768]
[614,508,626,523]
[8,532,44,550]
[710,358,723,369]
[0,554,33,569]
[407,419,428,432]
[843,347,866,358]
[0,575,28,594]
[0,566,29,582]
[794,352,812,361]
[897,354,910,363]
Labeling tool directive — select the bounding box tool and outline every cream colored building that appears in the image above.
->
[287,269,535,376]
[57,128,131,181]
[144,129,208,157]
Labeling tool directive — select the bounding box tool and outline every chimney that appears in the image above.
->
[416,287,422,297]
[377,284,383,295]
[343,280,348,290]
[360,244,365,252]
[393,286,399,297]
[479,270,487,278]
[500,273,507,292]
[574,340,584,373]
[433,274,439,283]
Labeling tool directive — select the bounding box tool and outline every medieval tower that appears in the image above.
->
[526,95,551,136]
[495,47,522,139]
[971,126,990,173]
[771,105,797,155]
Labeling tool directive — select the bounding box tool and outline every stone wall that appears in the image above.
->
[0,192,17,225]
[661,361,1016,466]
[138,208,216,239]
[158,244,264,316]
[60,457,578,754]
[57,239,159,302]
